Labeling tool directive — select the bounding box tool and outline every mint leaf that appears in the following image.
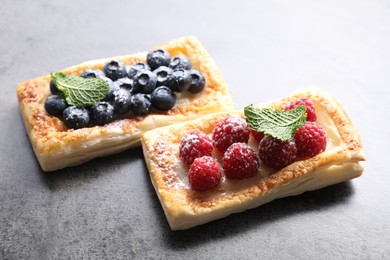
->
[51,72,109,107]
[244,104,307,141]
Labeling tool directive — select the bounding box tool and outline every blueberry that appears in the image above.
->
[80,69,105,79]
[131,94,152,116]
[113,88,132,114]
[63,106,90,129]
[169,55,192,70]
[128,63,151,79]
[153,66,173,87]
[44,95,68,116]
[146,49,171,70]
[90,102,115,125]
[151,86,176,111]
[101,77,120,101]
[188,70,206,93]
[133,70,157,94]
[50,80,61,95]
[166,69,192,92]
[115,77,133,92]
[103,60,127,81]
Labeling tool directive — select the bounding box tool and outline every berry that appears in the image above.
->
[103,60,127,81]
[133,70,157,94]
[80,69,105,79]
[101,77,120,102]
[130,93,152,116]
[222,143,259,180]
[169,55,192,70]
[128,63,151,79]
[188,156,222,192]
[113,88,132,115]
[49,80,60,95]
[285,98,317,122]
[188,70,205,93]
[63,106,90,129]
[151,86,176,111]
[115,77,133,92]
[212,117,249,152]
[259,135,297,169]
[294,122,327,159]
[166,69,191,92]
[90,102,114,125]
[250,128,264,142]
[153,66,173,87]
[179,131,213,164]
[44,95,68,116]
[147,49,171,70]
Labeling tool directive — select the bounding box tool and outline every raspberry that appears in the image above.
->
[285,98,317,122]
[259,135,297,169]
[179,131,213,164]
[294,122,327,159]
[188,156,222,191]
[212,116,249,152]
[222,143,259,180]
[249,128,265,142]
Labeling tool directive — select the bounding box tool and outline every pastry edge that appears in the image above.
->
[166,162,364,230]
[23,94,234,171]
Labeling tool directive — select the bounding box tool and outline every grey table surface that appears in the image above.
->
[1,0,389,259]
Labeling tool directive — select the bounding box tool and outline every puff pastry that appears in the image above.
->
[17,36,233,171]
[141,87,365,230]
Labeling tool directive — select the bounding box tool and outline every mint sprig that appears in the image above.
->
[51,72,109,107]
[244,104,307,141]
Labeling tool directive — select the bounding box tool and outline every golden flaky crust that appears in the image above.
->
[141,87,365,230]
[17,36,234,171]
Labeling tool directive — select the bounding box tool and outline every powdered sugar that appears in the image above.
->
[212,116,249,152]
[179,131,213,164]
[222,143,259,179]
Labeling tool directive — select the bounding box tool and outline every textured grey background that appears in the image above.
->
[1,0,390,259]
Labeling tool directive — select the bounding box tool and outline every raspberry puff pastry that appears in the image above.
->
[141,87,365,230]
[17,36,233,171]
